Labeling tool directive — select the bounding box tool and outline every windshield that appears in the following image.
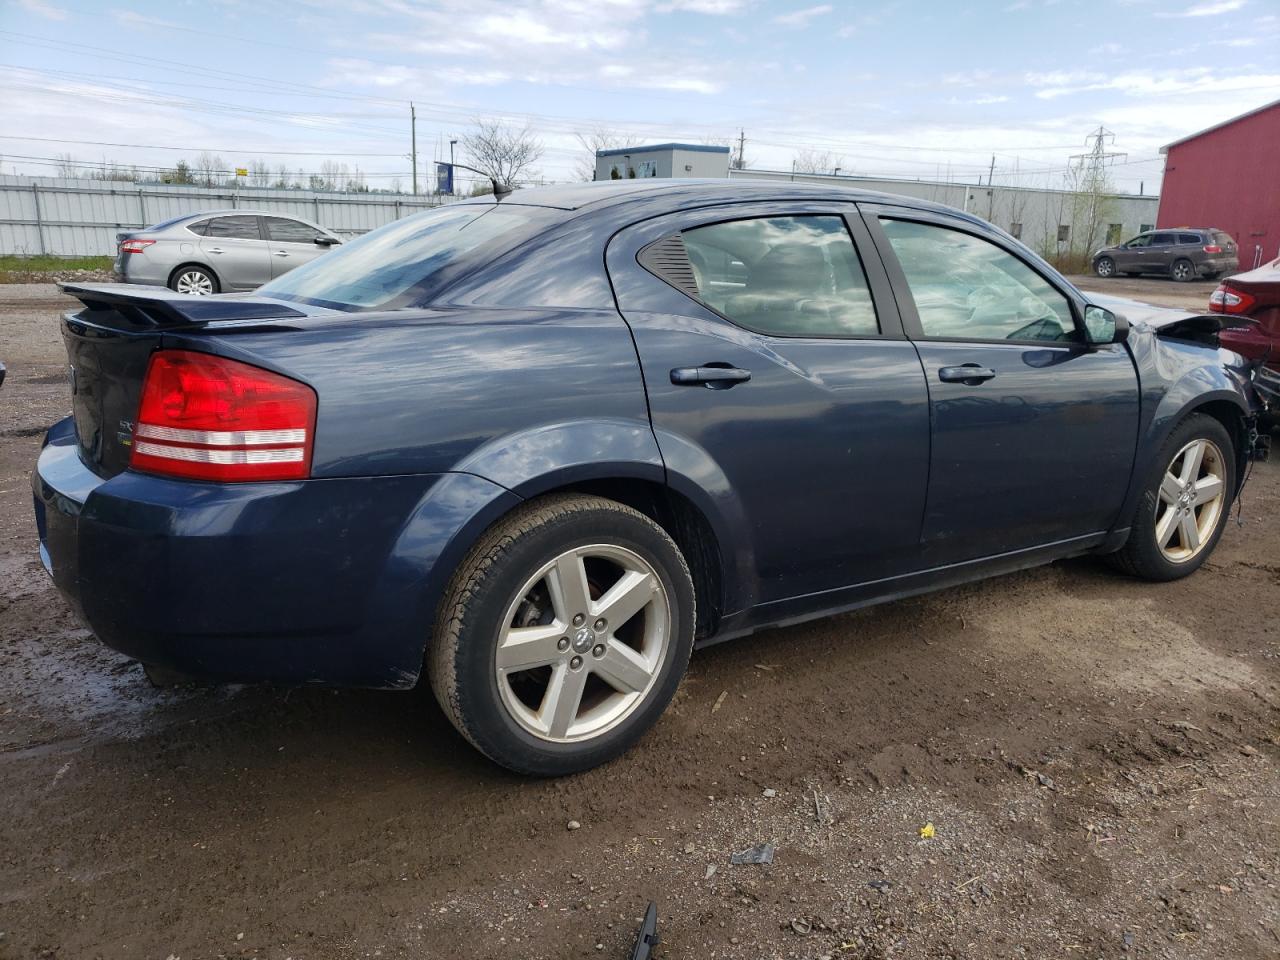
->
[258,204,545,310]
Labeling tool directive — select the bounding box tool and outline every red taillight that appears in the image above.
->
[1202,244,1223,254]
[120,238,156,254]
[1208,284,1256,315]
[130,350,316,482]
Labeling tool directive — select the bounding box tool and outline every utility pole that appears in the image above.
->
[736,128,745,170]
[410,101,418,196]
[987,154,995,186]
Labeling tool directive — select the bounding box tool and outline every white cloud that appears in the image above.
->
[16,0,69,19]
[1032,67,1280,100]
[771,4,832,27]
[1089,41,1126,55]
[656,0,747,11]
[1164,0,1245,16]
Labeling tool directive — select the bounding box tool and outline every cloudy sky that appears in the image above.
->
[1,0,1277,194]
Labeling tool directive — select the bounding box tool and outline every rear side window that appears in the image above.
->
[186,219,211,236]
[679,215,879,338]
[259,205,543,310]
[1179,233,1202,245]
[879,218,1075,343]
[205,216,262,240]
[1150,233,1175,246]
[265,217,325,243]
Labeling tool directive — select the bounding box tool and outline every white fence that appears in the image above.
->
[0,175,458,258]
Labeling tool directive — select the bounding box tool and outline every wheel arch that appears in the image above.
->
[1181,396,1250,495]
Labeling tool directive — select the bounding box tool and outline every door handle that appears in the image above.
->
[670,365,751,388]
[938,364,996,385]
[206,247,224,254]
[273,251,290,257]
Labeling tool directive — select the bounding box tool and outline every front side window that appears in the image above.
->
[265,216,325,244]
[205,215,261,240]
[258,204,544,310]
[680,215,879,338]
[1126,234,1153,248]
[879,218,1076,343]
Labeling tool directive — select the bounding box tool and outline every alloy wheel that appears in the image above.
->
[494,544,670,743]
[175,270,214,295]
[1154,438,1226,563]
[1172,261,1193,282]
[1096,258,1114,277]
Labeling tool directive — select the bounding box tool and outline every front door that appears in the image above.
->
[1114,233,1151,273]
[263,216,331,279]
[863,207,1140,566]
[607,203,931,611]
[198,214,271,290]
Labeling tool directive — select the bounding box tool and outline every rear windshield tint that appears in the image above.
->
[258,204,550,310]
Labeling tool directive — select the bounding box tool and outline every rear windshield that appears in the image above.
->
[258,204,550,310]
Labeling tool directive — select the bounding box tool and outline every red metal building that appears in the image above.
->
[1158,97,1280,270]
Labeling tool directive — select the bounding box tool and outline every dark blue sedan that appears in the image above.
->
[33,180,1268,775]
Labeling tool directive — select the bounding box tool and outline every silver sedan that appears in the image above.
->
[114,211,342,295]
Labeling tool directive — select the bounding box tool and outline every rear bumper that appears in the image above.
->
[32,417,520,687]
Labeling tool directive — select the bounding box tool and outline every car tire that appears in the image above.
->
[429,493,695,776]
[1094,256,1116,278]
[169,265,219,295]
[1170,258,1195,283]
[1109,413,1235,581]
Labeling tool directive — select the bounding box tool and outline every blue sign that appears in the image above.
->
[435,162,454,194]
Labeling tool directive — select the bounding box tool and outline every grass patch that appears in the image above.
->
[0,255,115,282]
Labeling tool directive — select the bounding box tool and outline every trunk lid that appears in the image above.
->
[58,283,310,478]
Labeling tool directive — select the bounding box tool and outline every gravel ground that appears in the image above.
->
[0,284,1276,960]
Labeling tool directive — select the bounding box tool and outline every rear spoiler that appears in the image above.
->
[59,283,307,328]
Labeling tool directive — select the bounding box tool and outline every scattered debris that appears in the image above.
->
[868,879,892,893]
[704,864,717,880]
[1122,930,1135,950]
[918,822,936,839]
[566,820,581,831]
[1240,745,1258,757]
[954,876,980,891]
[730,843,775,865]
[789,918,812,936]
[1036,773,1055,790]
[711,691,728,714]
[682,842,696,854]
[762,788,777,798]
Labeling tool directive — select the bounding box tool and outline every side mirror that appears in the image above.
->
[314,236,339,247]
[1084,305,1129,345]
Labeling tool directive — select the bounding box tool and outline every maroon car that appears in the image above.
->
[1210,258,1280,420]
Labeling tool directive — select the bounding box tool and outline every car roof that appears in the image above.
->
[456,178,978,222]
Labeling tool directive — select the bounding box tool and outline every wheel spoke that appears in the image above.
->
[496,623,564,673]
[546,552,591,624]
[594,569,656,630]
[1194,474,1223,502]
[1155,505,1179,548]
[593,640,653,694]
[539,662,588,738]
[1159,472,1182,505]
[1179,440,1206,483]
[1179,511,1201,552]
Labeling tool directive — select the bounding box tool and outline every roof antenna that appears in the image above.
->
[449,162,513,199]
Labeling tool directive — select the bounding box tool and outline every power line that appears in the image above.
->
[0,135,404,157]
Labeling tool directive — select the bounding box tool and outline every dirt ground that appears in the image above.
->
[1,281,1276,960]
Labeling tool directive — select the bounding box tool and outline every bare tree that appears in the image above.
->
[249,159,271,188]
[572,127,641,181]
[792,147,844,175]
[461,119,543,187]
[54,152,81,178]
[273,164,293,189]
[194,152,225,187]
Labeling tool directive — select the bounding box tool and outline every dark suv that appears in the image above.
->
[1093,228,1238,282]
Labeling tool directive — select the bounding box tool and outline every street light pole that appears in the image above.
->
[449,139,457,194]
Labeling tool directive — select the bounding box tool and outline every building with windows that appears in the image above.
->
[1158,98,1280,270]
[594,143,732,181]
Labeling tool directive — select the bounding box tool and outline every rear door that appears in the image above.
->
[607,202,931,610]
[862,205,1140,566]
[263,216,332,278]
[198,215,271,289]
[1146,232,1177,274]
